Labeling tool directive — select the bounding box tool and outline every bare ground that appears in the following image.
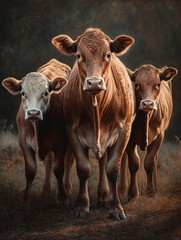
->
[0,130,181,240]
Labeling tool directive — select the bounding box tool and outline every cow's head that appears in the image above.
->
[129,65,178,112]
[52,28,134,95]
[2,72,67,121]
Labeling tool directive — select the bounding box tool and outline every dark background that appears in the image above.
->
[0,0,180,140]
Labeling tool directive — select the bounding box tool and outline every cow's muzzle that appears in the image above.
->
[139,99,157,112]
[25,109,43,121]
[83,76,106,95]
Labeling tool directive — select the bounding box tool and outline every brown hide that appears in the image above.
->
[120,64,178,200]
[130,65,176,150]
[5,59,71,202]
[17,59,71,159]
[53,28,135,219]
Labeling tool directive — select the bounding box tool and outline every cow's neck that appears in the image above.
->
[32,121,40,155]
[92,95,101,159]
[80,79,113,122]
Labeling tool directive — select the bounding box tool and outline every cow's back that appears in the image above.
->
[37,58,71,81]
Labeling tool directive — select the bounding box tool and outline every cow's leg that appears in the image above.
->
[63,146,74,198]
[119,152,128,203]
[144,132,164,194]
[53,142,68,205]
[154,153,159,192]
[67,128,91,218]
[41,151,53,208]
[98,152,109,208]
[106,128,130,221]
[127,143,140,200]
[19,137,37,202]
[43,151,53,193]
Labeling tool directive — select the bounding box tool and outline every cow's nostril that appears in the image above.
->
[98,80,102,87]
[87,80,92,87]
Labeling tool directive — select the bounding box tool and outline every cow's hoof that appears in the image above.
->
[98,200,109,209]
[109,210,126,221]
[74,210,88,219]
[119,210,127,220]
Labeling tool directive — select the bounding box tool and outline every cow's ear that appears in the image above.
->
[160,67,178,82]
[2,77,22,95]
[49,77,68,93]
[52,35,77,55]
[110,35,135,56]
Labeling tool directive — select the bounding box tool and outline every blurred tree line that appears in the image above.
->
[0,0,180,140]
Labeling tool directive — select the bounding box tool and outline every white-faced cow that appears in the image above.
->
[52,28,135,220]
[2,59,71,204]
[120,64,178,200]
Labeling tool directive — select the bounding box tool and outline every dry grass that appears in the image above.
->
[0,129,181,240]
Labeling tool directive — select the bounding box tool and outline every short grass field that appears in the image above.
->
[0,127,181,240]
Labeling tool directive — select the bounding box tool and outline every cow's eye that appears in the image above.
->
[135,83,140,89]
[107,53,111,59]
[76,53,81,60]
[154,83,160,90]
[21,91,25,96]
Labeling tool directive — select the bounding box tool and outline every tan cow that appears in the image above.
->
[120,64,178,200]
[52,28,135,220]
[2,59,71,204]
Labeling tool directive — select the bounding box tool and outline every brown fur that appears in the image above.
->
[120,64,178,200]
[2,59,71,203]
[52,28,135,219]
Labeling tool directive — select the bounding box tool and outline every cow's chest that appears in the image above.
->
[76,121,120,157]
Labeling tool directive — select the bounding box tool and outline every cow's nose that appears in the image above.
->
[87,79,103,88]
[139,100,156,111]
[27,109,41,121]
[142,100,154,108]
[84,77,106,94]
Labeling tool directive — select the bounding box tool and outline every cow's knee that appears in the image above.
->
[144,159,154,174]
[106,164,119,183]
[77,161,91,181]
[129,163,139,174]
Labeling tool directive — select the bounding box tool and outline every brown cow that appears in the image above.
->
[2,59,71,204]
[120,64,178,201]
[52,28,135,220]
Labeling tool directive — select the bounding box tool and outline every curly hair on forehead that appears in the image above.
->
[77,28,111,55]
[135,65,160,77]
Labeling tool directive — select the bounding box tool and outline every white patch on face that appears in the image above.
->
[21,72,50,120]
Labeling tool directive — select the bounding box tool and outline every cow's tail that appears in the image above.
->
[119,152,128,203]
[63,146,74,198]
